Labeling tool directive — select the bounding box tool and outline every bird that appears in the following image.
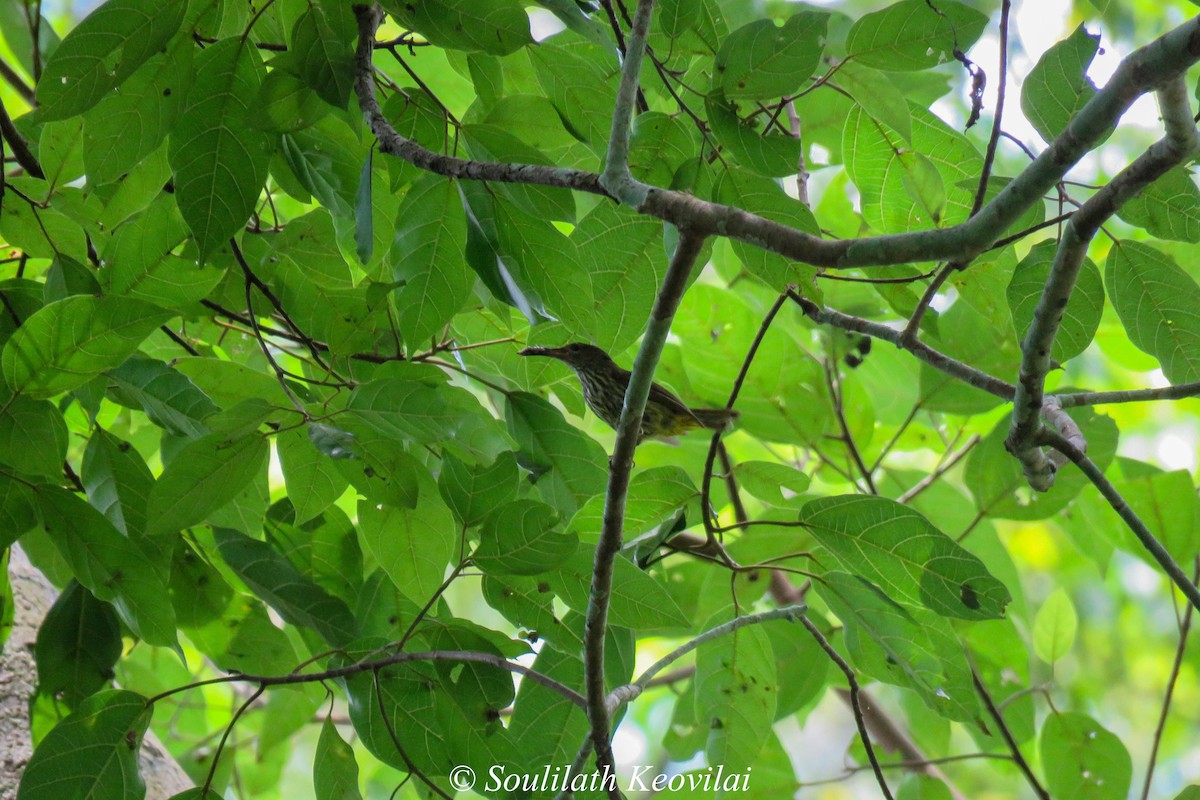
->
[518,343,738,443]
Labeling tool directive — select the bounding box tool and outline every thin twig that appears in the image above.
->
[971,669,1049,800]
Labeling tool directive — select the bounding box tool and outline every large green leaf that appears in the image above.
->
[105,355,220,438]
[38,487,178,647]
[437,451,520,528]
[715,12,828,100]
[529,37,618,151]
[356,482,457,605]
[383,0,532,55]
[34,0,186,120]
[475,500,577,575]
[387,175,472,349]
[505,392,607,515]
[845,0,987,71]
[1105,240,1200,384]
[0,396,67,479]
[81,429,155,538]
[816,572,982,725]
[277,427,350,526]
[82,38,191,185]
[34,581,122,708]
[694,608,777,773]
[16,690,151,800]
[314,718,363,800]
[168,37,271,258]
[1040,713,1131,800]
[842,103,980,232]
[103,196,225,309]
[2,295,170,398]
[214,527,357,647]
[803,495,1010,619]
[1007,240,1104,362]
[1117,166,1200,243]
[1021,25,1100,145]
[572,201,665,353]
[146,432,269,536]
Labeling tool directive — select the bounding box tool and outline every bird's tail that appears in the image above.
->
[691,408,739,430]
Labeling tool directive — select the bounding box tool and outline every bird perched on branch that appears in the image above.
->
[519,343,738,443]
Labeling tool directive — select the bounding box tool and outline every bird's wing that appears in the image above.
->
[647,380,702,423]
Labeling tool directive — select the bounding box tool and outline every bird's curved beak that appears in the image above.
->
[519,345,568,360]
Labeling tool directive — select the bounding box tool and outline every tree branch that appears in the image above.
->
[351,7,1200,271]
[584,229,707,799]
[1046,430,1200,614]
[1006,77,1200,490]
[600,0,655,206]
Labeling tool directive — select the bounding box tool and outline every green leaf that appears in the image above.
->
[278,427,350,526]
[81,428,155,538]
[1040,712,1131,800]
[437,451,520,528]
[835,62,912,143]
[291,3,356,107]
[1007,240,1104,362]
[462,124,576,222]
[38,487,178,647]
[387,175,472,348]
[34,0,186,120]
[493,200,594,338]
[568,466,698,542]
[355,152,374,265]
[706,90,803,178]
[35,581,122,707]
[842,103,980,232]
[0,474,39,548]
[476,500,577,575]
[315,718,363,800]
[552,550,689,629]
[715,12,829,100]
[0,396,67,479]
[214,527,357,647]
[168,37,272,259]
[103,196,225,309]
[384,0,533,55]
[572,201,665,353]
[505,392,608,515]
[16,690,151,800]
[105,355,220,438]
[1105,240,1200,384]
[1032,588,1077,663]
[1117,167,1200,243]
[146,432,269,536]
[1118,470,1199,564]
[83,38,191,185]
[735,461,811,506]
[802,495,1011,619]
[817,572,982,725]
[356,485,456,605]
[340,655,448,773]
[715,166,820,287]
[845,0,987,71]
[251,69,330,133]
[694,608,777,772]
[347,374,509,462]
[1020,25,1100,144]
[529,37,619,150]
[2,295,171,398]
